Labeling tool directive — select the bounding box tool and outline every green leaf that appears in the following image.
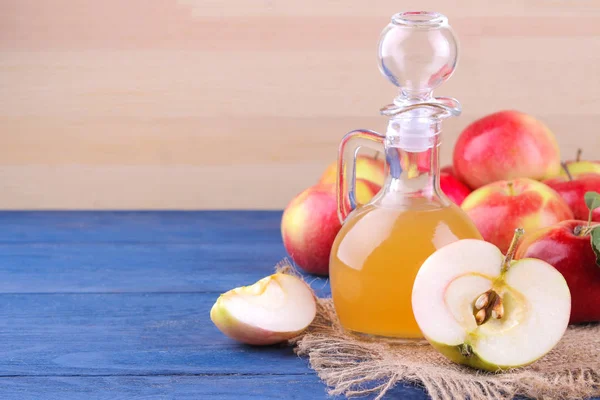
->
[584,192,600,212]
[591,227,600,267]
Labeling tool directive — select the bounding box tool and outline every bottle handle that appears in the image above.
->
[337,129,386,223]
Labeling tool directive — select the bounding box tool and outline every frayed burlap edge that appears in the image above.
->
[278,261,600,400]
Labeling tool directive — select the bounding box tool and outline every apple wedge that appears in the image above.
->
[412,230,571,371]
[210,273,317,345]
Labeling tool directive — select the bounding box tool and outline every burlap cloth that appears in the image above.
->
[291,298,600,400]
[285,272,600,400]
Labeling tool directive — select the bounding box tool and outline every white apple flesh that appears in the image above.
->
[412,234,571,371]
[210,273,317,345]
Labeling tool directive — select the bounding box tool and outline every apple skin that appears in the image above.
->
[439,166,471,206]
[544,174,600,222]
[281,181,379,275]
[320,155,385,186]
[430,341,517,371]
[461,178,573,253]
[516,220,600,324]
[453,110,561,189]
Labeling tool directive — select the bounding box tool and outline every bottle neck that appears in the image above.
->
[382,131,447,206]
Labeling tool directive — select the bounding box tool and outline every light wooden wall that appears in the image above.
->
[1,0,599,209]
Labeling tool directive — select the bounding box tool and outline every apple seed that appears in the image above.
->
[491,296,504,319]
[475,308,487,325]
[473,289,500,326]
[474,292,490,310]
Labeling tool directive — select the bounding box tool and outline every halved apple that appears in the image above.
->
[412,230,571,371]
[210,273,316,345]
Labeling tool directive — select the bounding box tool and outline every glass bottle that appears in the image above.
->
[329,11,482,339]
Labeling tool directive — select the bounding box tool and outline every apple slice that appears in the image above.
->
[210,273,317,345]
[412,230,571,371]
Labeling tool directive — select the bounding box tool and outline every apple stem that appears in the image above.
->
[581,218,595,236]
[576,148,582,162]
[575,223,599,237]
[501,228,525,274]
[506,181,515,196]
[561,162,573,181]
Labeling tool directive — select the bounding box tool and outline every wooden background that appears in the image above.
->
[1,0,599,209]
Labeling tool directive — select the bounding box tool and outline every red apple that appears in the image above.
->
[544,172,600,222]
[461,178,573,253]
[439,167,471,205]
[516,219,600,323]
[453,110,561,189]
[281,181,379,275]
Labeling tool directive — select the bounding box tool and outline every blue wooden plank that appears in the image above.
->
[0,211,283,244]
[0,211,333,295]
[0,243,330,296]
[0,375,430,400]
[0,292,328,376]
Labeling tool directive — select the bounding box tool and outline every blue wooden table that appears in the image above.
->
[0,211,442,399]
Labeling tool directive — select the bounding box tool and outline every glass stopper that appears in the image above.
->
[378,11,458,101]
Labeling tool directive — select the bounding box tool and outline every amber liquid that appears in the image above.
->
[330,200,482,339]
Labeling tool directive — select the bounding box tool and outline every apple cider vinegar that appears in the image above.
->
[329,11,481,338]
[330,201,481,338]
